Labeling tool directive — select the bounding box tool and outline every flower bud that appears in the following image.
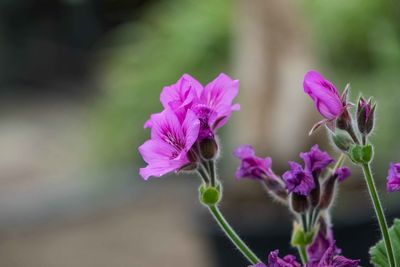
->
[357,97,375,136]
[349,144,374,164]
[290,193,309,214]
[309,176,320,208]
[319,174,337,210]
[199,138,218,160]
[331,130,354,152]
[336,109,352,132]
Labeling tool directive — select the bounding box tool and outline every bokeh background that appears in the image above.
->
[1,0,400,266]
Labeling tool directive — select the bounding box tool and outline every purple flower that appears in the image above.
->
[303,70,346,121]
[300,145,334,173]
[249,250,301,267]
[283,162,315,196]
[138,109,200,180]
[387,162,400,192]
[308,242,359,267]
[234,145,274,180]
[308,223,340,264]
[335,167,351,182]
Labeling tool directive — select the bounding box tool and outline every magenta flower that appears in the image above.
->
[249,250,301,267]
[307,242,359,267]
[300,145,334,173]
[303,70,350,134]
[234,145,274,180]
[304,70,346,120]
[148,73,239,140]
[283,162,315,196]
[138,109,200,180]
[387,162,400,192]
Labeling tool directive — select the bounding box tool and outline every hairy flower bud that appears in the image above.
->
[336,109,352,132]
[331,130,354,152]
[357,97,375,136]
[199,138,218,160]
[290,193,309,214]
[309,176,321,208]
[319,167,351,210]
[319,174,337,210]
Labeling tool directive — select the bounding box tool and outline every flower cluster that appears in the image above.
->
[137,70,400,267]
[234,144,354,265]
[235,144,350,209]
[139,73,239,180]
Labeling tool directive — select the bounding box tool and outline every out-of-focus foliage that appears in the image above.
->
[90,0,232,165]
[306,0,400,173]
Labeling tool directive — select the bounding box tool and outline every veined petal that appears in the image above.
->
[182,109,200,150]
[138,139,175,164]
[202,73,239,115]
[150,110,185,147]
[139,157,188,180]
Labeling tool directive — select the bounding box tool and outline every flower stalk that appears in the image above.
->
[208,205,261,265]
[361,163,396,267]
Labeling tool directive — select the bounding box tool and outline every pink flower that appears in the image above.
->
[304,70,345,120]
[387,162,400,192]
[149,73,239,138]
[138,109,200,180]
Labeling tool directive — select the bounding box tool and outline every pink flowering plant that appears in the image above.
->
[138,71,400,267]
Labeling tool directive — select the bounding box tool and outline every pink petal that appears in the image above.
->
[182,109,200,149]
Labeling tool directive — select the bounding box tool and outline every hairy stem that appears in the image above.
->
[361,163,396,267]
[208,205,261,264]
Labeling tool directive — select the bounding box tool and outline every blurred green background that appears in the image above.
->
[0,0,400,266]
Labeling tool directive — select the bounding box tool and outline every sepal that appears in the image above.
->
[199,183,222,206]
[349,144,374,164]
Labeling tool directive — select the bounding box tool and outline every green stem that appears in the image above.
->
[208,205,261,264]
[361,163,396,267]
[297,245,308,265]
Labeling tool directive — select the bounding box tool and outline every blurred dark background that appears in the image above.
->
[1,0,400,266]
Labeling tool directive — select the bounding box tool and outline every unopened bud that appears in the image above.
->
[349,144,374,164]
[357,97,375,136]
[200,138,218,160]
[309,176,320,208]
[319,174,337,210]
[290,193,309,214]
[331,130,354,151]
[336,109,352,131]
